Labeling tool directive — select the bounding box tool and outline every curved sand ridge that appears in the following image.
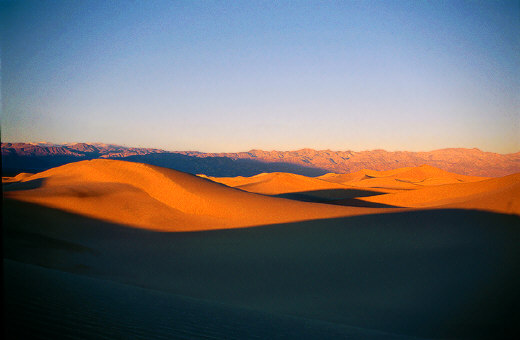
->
[210,164,490,194]
[203,172,349,195]
[2,172,34,183]
[4,159,385,231]
[361,173,520,215]
[201,165,518,214]
[318,165,488,189]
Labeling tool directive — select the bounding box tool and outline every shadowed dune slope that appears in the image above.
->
[361,173,520,215]
[5,260,417,340]
[201,171,350,195]
[4,200,519,339]
[3,159,391,231]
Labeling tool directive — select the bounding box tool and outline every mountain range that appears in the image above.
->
[2,142,519,177]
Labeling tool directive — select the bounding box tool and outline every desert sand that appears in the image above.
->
[359,173,520,214]
[3,159,402,231]
[200,171,350,195]
[3,159,520,339]
[2,172,34,183]
[205,164,517,215]
[316,165,488,189]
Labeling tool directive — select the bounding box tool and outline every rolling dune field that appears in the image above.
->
[3,159,520,339]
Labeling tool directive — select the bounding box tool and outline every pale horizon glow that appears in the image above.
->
[1,1,519,153]
[3,140,517,155]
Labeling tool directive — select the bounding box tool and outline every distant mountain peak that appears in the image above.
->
[2,142,519,177]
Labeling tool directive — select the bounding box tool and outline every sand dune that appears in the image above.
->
[198,165,518,214]
[4,161,519,339]
[364,165,485,181]
[4,162,516,230]
[360,173,520,214]
[318,172,420,190]
[3,159,390,231]
[201,171,349,195]
[2,172,34,183]
[318,165,488,189]
[204,164,482,196]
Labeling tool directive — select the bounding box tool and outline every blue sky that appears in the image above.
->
[1,0,519,152]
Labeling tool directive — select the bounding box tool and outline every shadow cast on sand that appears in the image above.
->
[270,189,399,208]
[271,188,387,202]
[4,199,520,339]
[328,198,400,208]
[4,260,419,340]
[2,178,45,191]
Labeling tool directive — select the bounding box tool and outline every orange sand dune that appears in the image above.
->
[4,161,519,340]
[318,165,488,189]
[367,165,487,183]
[318,172,419,190]
[201,172,349,195]
[318,172,370,184]
[2,172,34,183]
[207,165,489,195]
[361,173,520,215]
[4,161,516,233]
[199,165,516,214]
[4,160,390,231]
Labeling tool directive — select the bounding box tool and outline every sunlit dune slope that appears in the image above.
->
[361,173,520,215]
[318,165,488,189]
[2,172,34,183]
[201,172,349,195]
[318,172,372,184]
[203,165,490,195]
[3,160,386,231]
[198,166,517,214]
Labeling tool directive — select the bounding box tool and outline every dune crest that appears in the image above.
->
[4,161,518,232]
[202,171,349,195]
[2,172,35,183]
[207,165,490,193]
[200,165,518,215]
[360,173,520,215]
[4,160,389,231]
[317,165,488,189]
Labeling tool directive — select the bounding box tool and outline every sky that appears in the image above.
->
[1,0,519,153]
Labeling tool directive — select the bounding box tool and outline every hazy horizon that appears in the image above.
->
[2,1,519,153]
[3,139,520,155]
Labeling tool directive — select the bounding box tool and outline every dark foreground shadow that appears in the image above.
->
[4,260,417,340]
[3,199,520,339]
